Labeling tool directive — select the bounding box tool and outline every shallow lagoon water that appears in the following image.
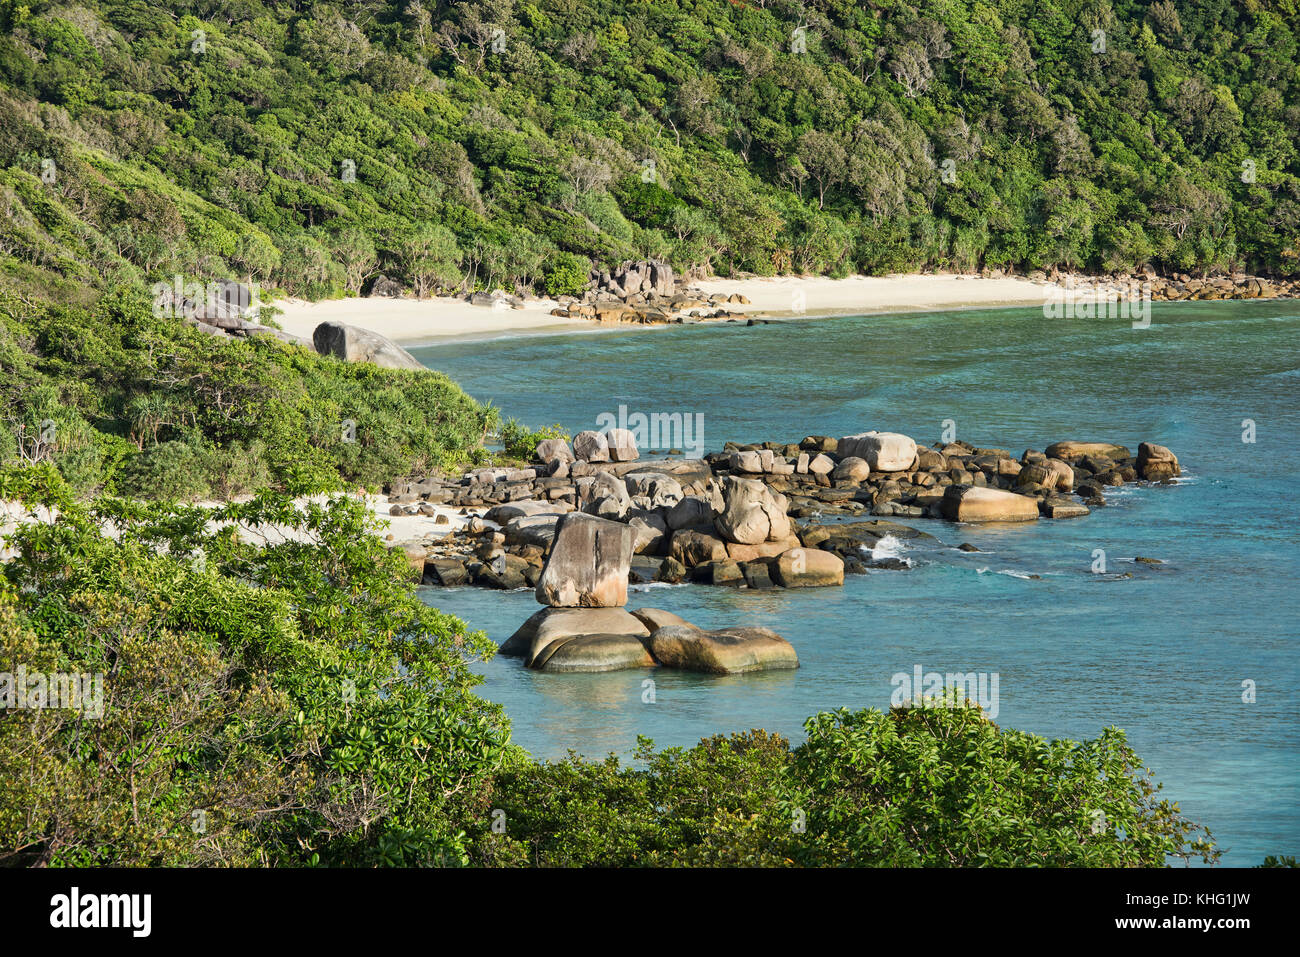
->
[411,301,1300,865]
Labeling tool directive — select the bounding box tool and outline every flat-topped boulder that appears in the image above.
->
[499,605,650,662]
[535,512,633,607]
[1044,441,1132,462]
[940,485,1040,523]
[647,625,799,675]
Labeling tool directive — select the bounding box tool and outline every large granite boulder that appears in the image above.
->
[940,485,1040,523]
[572,430,610,462]
[714,476,791,545]
[771,547,845,587]
[665,495,716,530]
[668,528,729,566]
[535,438,574,466]
[535,512,633,607]
[605,428,639,462]
[531,633,655,673]
[647,625,799,675]
[499,606,650,662]
[1045,441,1132,462]
[312,321,423,370]
[1137,442,1181,481]
[1016,458,1074,492]
[839,431,918,472]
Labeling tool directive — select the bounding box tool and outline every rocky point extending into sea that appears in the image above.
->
[382,428,1182,674]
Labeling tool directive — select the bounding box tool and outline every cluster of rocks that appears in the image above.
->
[544,259,751,325]
[496,510,799,674]
[1029,270,1300,302]
[389,428,1181,594]
[170,280,307,347]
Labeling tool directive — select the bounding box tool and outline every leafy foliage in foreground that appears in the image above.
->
[0,465,515,866]
[0,288,494,498]
[1,0,1298,307]
[480,697,1220,867]
[0,471,1219,867]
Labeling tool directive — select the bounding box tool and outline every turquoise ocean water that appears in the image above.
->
[410,300,1299,865]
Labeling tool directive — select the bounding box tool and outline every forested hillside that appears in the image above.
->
[2,0,1298,306]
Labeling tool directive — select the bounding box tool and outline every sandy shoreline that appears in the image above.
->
[272,273,1063,346]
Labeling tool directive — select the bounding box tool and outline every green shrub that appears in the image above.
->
[541,252,590,298]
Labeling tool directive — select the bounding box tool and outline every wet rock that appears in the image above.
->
[1137,442,1181,481]
[531,633,655,673]
[647,625,799,675]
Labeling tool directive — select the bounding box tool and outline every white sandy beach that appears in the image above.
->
[272,273,1063,345]
[694,273,1061,319]
[273,295,592,345]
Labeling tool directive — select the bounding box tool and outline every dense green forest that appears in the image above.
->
[1,0,1298,307]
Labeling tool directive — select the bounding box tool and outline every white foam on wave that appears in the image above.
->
[870,534,907,560]
[859,533,915,567]
[975,566,1041,580]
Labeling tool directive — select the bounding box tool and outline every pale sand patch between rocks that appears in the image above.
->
[0,494,478,561]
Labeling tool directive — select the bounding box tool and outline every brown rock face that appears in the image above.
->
[940,485,1040,523]
[1044,441,1132,462]
[535,512,633,607]
[669,528,729,566]
[770,548,845,587]
[1137,442,1181,480]
[647,625,800,674]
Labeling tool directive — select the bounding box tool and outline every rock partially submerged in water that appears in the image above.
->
[940,485,1041,523]
[647,624,799,675]
[502,605,797,675]
[1045,441,1132,461]
[770,547,845,587]
[535,512,633,607]
[499,606,650,662]
[530,633,656,673]
[1137,442,1181,481]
